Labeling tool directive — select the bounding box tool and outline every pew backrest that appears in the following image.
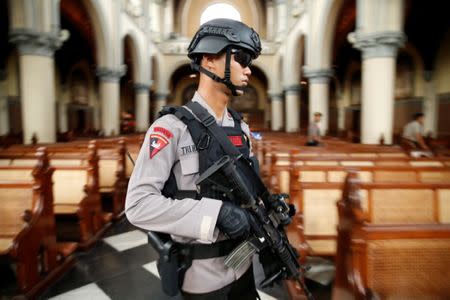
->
[292,182,450,256]
[359,227,450,298]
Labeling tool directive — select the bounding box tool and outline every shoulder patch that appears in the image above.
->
[149,134,169,159]
[153,126,173,139]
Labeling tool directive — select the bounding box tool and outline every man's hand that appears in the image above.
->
[217,202,250,239]
[416,133,430,150]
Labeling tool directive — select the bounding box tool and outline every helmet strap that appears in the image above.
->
[190,47,243,96]
[222,47,239,96]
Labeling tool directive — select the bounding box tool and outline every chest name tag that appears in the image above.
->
[228,135,243,147]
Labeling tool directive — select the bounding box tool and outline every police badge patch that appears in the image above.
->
[149,134,169,159]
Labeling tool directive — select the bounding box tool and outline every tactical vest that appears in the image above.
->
[159,101,253,202]
[151,101,264,290]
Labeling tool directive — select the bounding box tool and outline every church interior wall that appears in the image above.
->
[399,44,425,98]
[172,75,198,106]
[54,66,64,132]
[8,0,26,29]
[179,0,260,38]
[249,0,266,39]
[342,61,360,107]
[150,55,158,93]
[249,75,267,110]
[6,52,19,98]
[120,16,149,84]
[148,0,163,42]
[435,30,450,95]
[83,0,112,68]
[1,0,447,141]
[156,55,190,95]
[252,55,277,94]
[434,29,450,138]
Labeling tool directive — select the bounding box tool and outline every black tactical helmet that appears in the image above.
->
[187,18,262,96]
[188,18,261,59]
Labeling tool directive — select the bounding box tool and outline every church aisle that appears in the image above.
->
[38,219,293,300]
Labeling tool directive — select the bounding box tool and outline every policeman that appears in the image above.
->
[125,18,262,299]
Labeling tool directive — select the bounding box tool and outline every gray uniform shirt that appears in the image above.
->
[125,92,253,293]
[307,122,321,142]
[402,120,424,142]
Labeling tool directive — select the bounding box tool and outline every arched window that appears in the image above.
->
[200,3,241,25]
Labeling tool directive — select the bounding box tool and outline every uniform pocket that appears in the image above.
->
[179,153,199,175]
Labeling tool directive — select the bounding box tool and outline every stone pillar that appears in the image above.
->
[269,93,284,131]
[423,71,438,137]
[97,67,125,136]
[284,85,301,132]
[303,69,333,135]
[154,92,168,120]
[164,0,174,38]
[351,32,405,144]
[10,29,62,144]
[266,2,275,40]
[134,82,150,132]
[275,0,287,41]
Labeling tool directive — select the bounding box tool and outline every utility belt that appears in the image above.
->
[148,230,241,296]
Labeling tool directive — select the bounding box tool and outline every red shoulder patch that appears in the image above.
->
[153,127,173,139]
[149,134,169,159]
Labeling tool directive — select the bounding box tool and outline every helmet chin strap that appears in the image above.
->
[190,47,244,96]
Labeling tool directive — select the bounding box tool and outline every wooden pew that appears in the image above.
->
[129,134,145,173]
[270,153,450,193]
[52,143,109,247]
[288,180,450,257]
[0,148,75,298]
[290,165,450,185]
[333,172,450,299]
[1,138,129,219]
[0,142,109,248]
[96,139,128,218]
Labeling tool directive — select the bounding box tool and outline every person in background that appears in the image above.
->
[306,112,323,146]
[402,112,430,151]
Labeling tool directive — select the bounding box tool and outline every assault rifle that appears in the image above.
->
[196,155,314,300]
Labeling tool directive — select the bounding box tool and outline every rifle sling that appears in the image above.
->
[186,101,270,202]
[186,101,242,158]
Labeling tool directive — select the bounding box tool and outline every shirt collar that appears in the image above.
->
[192,91,229,125]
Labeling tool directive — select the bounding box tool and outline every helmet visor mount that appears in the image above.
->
[231,48,253,68]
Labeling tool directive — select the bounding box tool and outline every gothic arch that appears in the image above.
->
[157,56,190,94]
[81,0,112,67]
[397,43,425,97]
[307,0,345,69]
[122,33,142,83]
[284,34,305,85]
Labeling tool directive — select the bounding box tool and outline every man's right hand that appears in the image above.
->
[217,202,250,239]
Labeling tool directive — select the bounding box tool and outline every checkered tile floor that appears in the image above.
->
[38,219,291,300]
